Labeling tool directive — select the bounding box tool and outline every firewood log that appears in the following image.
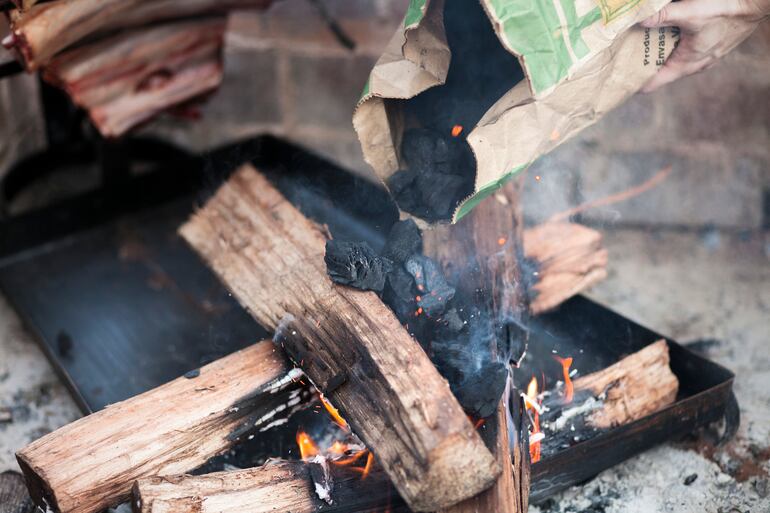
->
[132,404,527,513]
[539,339,678,455]
[423,181,530,513]
[522,222,608,315]
[7,0,272,70]
[179,165,499,512]
[16,341,309,513]
[42,17,226,137]
[133,460,407,513]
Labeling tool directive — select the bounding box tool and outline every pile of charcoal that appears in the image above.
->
[386,129,476,222]
[325,219,507,418]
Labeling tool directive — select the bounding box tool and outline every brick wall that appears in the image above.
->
[142,0,408,174]
[0,21,46,179]
[523,24,770,230]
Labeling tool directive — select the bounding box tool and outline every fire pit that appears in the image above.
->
[0,136,736,511]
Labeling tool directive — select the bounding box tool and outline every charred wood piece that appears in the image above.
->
[324,240,392,292]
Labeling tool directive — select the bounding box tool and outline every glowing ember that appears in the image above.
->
[297,431,319,460]
[320,393,348,429]
[333,449,368,466]
[554,356,574,404]
[525,376,542,463]
[451,125,463,137]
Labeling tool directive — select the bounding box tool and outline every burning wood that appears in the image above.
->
[15,341,309,513]
[523,222,608,314]
[535,340,679,455]
[5,0,272,71]
[133,458,403,513]
[41,17,226,137]
[179,165,499,512]
[423,179,530,513]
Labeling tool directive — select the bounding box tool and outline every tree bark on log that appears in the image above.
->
[7,0,272,70]
[133,460,406,513]
[179,165,499,512]
[522,222,608,315]
[423,180,530,513]
[41,17,227,137]
[539,339,678,455]
[15,341,308,513]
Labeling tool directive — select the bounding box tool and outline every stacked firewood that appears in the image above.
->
[2,0,273,137]
[13,164,681,513]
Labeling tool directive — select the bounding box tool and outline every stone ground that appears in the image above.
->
[0,227,768,512]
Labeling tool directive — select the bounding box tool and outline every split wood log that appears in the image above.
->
[523,222,608,315]
[440,395,529,513]
[133,459,408,513]
[539,339,678,455]
[179,165,499,512]
[42,17,227,138]
[424,181,530,513]
[7,0,272,70]
[16,341,309,513]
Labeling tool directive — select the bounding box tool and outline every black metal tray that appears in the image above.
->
[0,136,735,504]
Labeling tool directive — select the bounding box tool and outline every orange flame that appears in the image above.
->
[333,449,368,467]
[296,431,319,460]
[525,376,542,463]
[329,441,348,455]
[554,356,574,404]
[451,125,463,137]
[297,430,373,480]
[362,452,375,479]
[320,393,348,429]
